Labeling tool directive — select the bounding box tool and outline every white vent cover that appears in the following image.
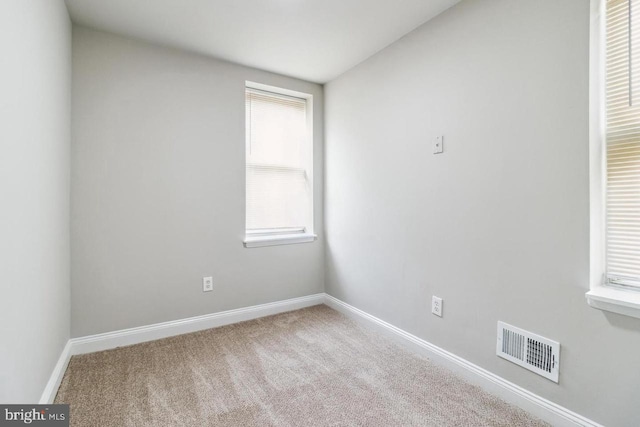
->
[496,321,560,383]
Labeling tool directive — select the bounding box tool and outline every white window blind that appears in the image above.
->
[606,0,640,287]
[245,87,312,235]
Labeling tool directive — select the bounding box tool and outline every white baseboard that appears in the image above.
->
[40,293,325,402]
[323,294,602,427]
[70,293,325,355]
[39,340,72,404]
[41,291,601,427]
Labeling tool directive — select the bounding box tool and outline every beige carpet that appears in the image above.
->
[55,305,547,426]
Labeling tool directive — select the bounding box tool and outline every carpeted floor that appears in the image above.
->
[55,305,547,426]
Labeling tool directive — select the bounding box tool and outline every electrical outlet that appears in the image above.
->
[203,276,213,292]
[432,296,443,317]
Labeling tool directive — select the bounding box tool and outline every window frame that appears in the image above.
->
[243,81,316,248]
[587,0,640,318]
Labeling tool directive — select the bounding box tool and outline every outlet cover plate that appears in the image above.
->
[203,276,213,292]
[432,296,443,317]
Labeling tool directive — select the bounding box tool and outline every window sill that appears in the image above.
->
[586,285,640,319]
[243,233,317,248]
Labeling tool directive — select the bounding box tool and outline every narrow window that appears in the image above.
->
[244,84,314,247]
[606,0,640,287]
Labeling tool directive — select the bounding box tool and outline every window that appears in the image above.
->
[586,0,640,318]
[244,83,315,248]
[605,0,640,288]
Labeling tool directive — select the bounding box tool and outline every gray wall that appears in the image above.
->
[0,0,71,403]
[71,27,324,337]
[324,1,640,426]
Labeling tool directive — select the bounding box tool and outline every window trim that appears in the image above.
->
[243,81,315,248]
[587,0,640,318]
[586,285,640,319]
[244,233,317,248]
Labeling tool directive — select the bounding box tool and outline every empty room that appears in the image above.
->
[2,0,640,426]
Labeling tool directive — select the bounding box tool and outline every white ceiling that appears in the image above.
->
[64,0,459,83]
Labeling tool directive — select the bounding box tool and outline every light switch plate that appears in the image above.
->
[434,135,444,154]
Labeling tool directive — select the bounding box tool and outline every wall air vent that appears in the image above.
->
[496,321,560,383]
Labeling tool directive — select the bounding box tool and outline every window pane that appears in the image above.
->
[245,88,311,232]
[606,0,640,285]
